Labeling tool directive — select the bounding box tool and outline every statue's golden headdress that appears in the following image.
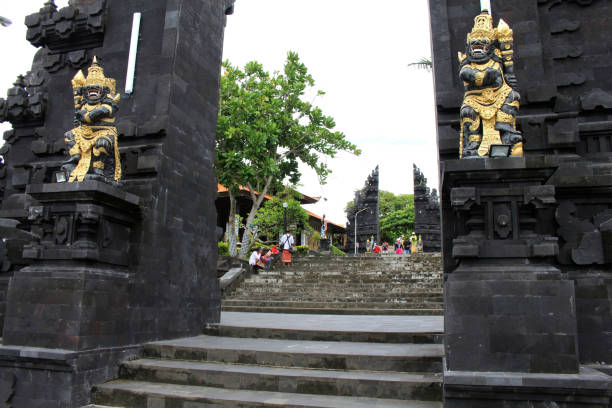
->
[466,12,514,44]
[71,57,117,94]
[467,12,495,43]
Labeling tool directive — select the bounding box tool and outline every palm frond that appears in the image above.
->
[407,57,432,72]
[0,17,12,27]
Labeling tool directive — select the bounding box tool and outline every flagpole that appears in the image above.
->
[480,0,491,13]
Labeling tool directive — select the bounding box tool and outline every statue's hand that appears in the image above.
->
[75,109,88,123]
[88,106,111,123]
[505,74,519,90]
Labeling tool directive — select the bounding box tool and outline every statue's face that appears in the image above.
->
[469,37,491,59]
[85,85,103,103]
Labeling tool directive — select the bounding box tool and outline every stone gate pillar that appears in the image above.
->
[429,0,612,406]
[0,0,234,406]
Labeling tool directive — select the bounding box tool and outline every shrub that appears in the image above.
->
[218,241,229,256]
[296,245,310,255]
[331,245,345,255]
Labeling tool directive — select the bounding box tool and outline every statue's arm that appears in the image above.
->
[459,66,476,84]
[503,62,519,90]
[78,104,115,124]
[460,65,502,88]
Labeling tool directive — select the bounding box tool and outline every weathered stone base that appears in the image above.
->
[0,343,140,407]
[445,270,580,374]
[444,366,612,407]
[570,271,612,365]
[3,266,131,350]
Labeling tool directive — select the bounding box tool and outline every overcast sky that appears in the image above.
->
[1,0,440,227]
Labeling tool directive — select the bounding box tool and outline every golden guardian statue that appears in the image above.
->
[62,57,121,182]
[458,12,522,158]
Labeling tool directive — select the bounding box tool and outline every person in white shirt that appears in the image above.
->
[279,230,294,267]
[249,247,263,273]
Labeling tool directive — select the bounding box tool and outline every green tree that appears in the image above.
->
[216,51,359,257]
[253,197,310,243]
[378,191,415,243]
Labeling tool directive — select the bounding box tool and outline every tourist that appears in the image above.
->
[395,245,403,255]
[410,232,418,254]
[382,241,389,253]
[373,244,381,254]
[249,247,264,273]
[279,230,295,267]
[262,246,279,268]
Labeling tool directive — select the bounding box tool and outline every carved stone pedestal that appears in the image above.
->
[319,238,331,252]
[441,158,612,407]
[0,181,140,407]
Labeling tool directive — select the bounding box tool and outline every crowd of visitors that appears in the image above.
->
[364,232,422,255]
[248,229,295,274]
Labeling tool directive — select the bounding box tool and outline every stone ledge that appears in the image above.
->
[26,180,140,207]
[444,366,612,390]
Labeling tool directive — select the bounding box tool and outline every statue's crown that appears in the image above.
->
[467,12,495,42]
[82,57,116,94]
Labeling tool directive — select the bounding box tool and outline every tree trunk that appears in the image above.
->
[238,180,271,257]
[227,191,238,257]
[238,201,262,257]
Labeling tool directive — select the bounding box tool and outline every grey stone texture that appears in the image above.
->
[345,166,380,251]
[222,253,444,315]
[90,312,444,407]
[0,0,232,406]
[413,164,441,252]
[430,0,612,405]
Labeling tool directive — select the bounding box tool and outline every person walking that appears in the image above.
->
[279,230,295,267]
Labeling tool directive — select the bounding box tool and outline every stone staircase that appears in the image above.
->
[90,312,444,407]
[222,253,444,315]
[88,254,444,407]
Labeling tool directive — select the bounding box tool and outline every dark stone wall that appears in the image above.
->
[413,164,441,252]
[0,0,232,343]
[430,0,612,366]
[345,166,380,251]
[430,0,612,163]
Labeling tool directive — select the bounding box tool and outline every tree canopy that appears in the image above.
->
[216,51,359,256]
[253,196,310,242]
[379,191,415,243]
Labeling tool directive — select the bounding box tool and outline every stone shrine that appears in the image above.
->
[430,0,612,406]
[413,164,441,253]
[0,0,233,406]
[345,166,379,252]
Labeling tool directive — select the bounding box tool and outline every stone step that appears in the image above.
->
[227,291,443,299]
[245,275,442,285]
[120,358,443,400]
[92,380,443,408]
[212,312,444,344]
[251,274,443,281]
[230,287,443,295]
[221,305,444,315]
[143,335,444,372]
[222,300,444,309]
[225,296,444,304]
[81,405,124,408]
[238,282,442,289]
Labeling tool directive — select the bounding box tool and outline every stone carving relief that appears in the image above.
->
[556,201,612,265]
